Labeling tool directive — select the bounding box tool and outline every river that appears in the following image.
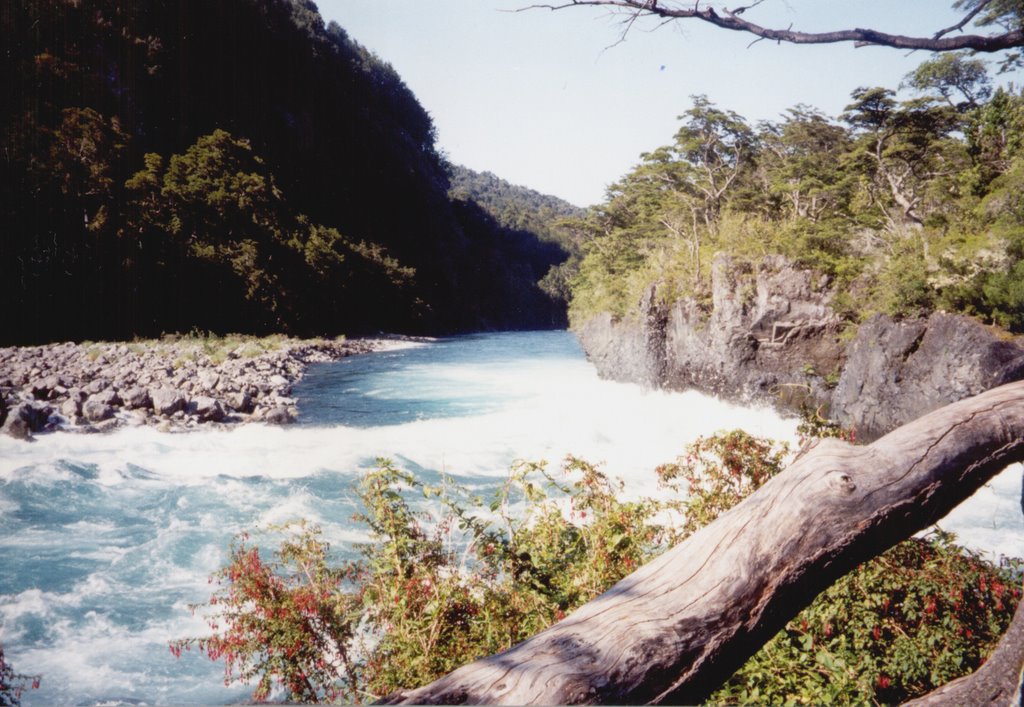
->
[0,330,1020,705]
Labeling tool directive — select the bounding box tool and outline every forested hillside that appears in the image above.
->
[0,0,568,344]
[567,54,1024,332]
[449,166,585,244]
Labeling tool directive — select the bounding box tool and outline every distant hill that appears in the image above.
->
[449,166,584,249]
[0,0,568,344]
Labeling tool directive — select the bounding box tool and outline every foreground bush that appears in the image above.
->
[0,644,40,707]
[175,432,1020,703]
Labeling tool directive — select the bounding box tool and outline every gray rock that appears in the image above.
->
[577,254,1024,442]
[832,312,1024,441]
[121,387,151,410]
[577,253,844,412]
[263,406,295,425]
[197,370,220,391]
[82,399,115,423]
[190,396,225,422]
[2,415,32,440]
[2,402,52,439]
[61,397,82,419]
[150,387,185,416]
[31,375,64,400]
[89,388,122,407]
[85,378,110,395]
[227,391,253,413]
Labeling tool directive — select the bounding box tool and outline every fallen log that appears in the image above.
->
[383,381,1024,705]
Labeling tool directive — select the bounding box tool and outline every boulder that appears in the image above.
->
[121,387,151,410]
[60,397,82,419]
[31,374,65,400]
[89,388,121,407]
[2,402,52,439]
[197,370,220,392]
[832,312,1024,441]
[2,415,32,440]
[82,399,114,423]
[263,406,295,425]
[150,387,185,416]
[85,378,110,395]
[227,391,253,413]
[190,396,225,422]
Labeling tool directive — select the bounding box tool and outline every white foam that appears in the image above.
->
[937,463,1023,561]
[3,332,1022,706]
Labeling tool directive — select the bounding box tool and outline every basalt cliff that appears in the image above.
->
[576,254,1024,441]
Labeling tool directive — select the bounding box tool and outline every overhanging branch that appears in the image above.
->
[516,1,1024,52]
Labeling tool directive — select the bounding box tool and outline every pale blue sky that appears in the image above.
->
[315,1,1006,206]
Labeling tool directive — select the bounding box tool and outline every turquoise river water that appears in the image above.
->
[0,330,1020,705]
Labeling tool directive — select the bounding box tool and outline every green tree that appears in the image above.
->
[904,51,993,110]
[756,106,855,223]
[842,87,963,231]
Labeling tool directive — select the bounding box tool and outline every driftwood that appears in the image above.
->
[383,381,1024,705]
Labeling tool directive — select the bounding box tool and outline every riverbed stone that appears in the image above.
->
[2,402,52,439]
[61,397,82,418]
[89,388,122,407]
[2,414,32,440]
[85,378,110,395]
[0,337,385,435]
[197,370,220,392]
[121,387,151,410]
[263,406,294,425]
[150,387,185,416]
[227,391,253,413]
[82,399,114,422]
[190,396,225,422]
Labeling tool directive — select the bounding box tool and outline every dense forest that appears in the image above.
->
[0,0,569,345]
[566,53,1024,333]
[448,166,584,245]
[448,165,586,304]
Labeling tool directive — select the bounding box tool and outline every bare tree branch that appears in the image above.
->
[933,0,993,40]
[516,0,1024,52]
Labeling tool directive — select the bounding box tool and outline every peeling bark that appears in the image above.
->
[382,381,1024,705]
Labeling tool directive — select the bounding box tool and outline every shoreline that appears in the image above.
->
[0,334,427,440]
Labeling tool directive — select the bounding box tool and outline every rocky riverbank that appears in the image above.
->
[0,335,398,440]
[576,254,1024,441]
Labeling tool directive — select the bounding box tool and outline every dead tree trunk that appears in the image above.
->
[382,381,1024,705]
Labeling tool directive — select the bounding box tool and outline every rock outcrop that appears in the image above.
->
[576,254,1024,441]
[578,254,845,412]
[0,337,386,439]
[832,312,1024,439]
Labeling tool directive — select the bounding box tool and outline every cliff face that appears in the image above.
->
[832,312,1024,439]
[576,254,1024,440]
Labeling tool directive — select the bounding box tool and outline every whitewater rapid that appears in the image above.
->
[0,331,1020,706]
